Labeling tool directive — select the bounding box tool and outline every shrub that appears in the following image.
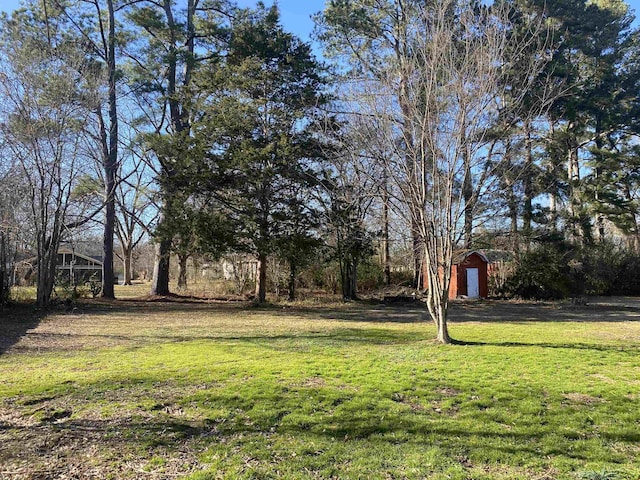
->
[614,254,640,295]
[301,261,340,294]
[357,258,384,292]
[390,269,414,287]
[86,281,102,298]
[503,244,570,300]
[501,240,640,300]
[579,242,621,296]
[488,260,515,298]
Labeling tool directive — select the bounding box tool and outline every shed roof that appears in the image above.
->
[452,250,489,264]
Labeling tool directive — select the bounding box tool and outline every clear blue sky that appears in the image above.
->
[1,0,638,39]
[237,0,325,42]
[0,0,326,43]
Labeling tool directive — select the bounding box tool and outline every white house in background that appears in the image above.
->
[220,255,258,281]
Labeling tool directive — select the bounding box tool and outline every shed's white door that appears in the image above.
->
[466,268,480,298]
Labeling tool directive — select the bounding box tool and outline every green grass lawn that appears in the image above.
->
[1,295,639,479]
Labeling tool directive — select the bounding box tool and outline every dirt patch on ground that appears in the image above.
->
[435,386,460,397]
[0,402,210,479]
[562,393,605,405]
[301,376,326,388]
[0,425,206,479]
[130,293,248,303]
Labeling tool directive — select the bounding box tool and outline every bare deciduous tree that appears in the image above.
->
[0,155,27,304]
[317,0,427,289]
[50,0,122,298]
[115,148,156,285]
[317,120,381,300]
[0,30,90,306]
[350,0,551,342]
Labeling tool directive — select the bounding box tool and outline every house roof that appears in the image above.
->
[18,249,103,267]
[58,248,103,265]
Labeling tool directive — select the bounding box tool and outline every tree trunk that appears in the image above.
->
[350,257,358,300]
[463,149,473,249]
[428,287,452,344]
[0,230,7,304]
[631,233,640,254]
[288,262,296,301]
[101,0,118,299]
[382,179,391,286]
[341,261,348,299]
[412,227,422,289]
[424,244,452,345]
[509,208,519,254]
[522,120,534,246]
[594,115,605,241]
[399,66,422,290]
[633,214,640,254]
[435,302,451,344]
[36,236,57,307]
[501,144,518,252]
[566,127,582,240]
[507,187,518,245]
[177,253,188,290]
[150,0,194,296]
[341,257,358,300]
[122,245,133,285]
[549,193,557,231]
[151,238,171,295]
[102,182,116,296]
[397,49,421,291]
[255,254,267,303]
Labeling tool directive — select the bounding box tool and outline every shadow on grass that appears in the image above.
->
[6,362,639,477]
[78,298,431,324]
[9,397,637,471]
[0,414,209,476]
[81,296,640,325]
[447,301,640,323]
[450,338,640,354]
[199,389,640,465]
[293,304,429,324]
[4,327,432,353]
[6,319,640,358]
[0,304,48,356]
[6,298,640,356]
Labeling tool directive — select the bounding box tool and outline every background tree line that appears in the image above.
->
[0,0,638,343]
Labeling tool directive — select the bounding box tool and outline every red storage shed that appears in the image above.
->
[448,251,488,300]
